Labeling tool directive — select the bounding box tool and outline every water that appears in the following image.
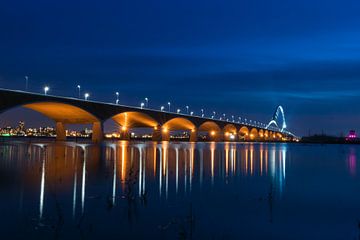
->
[0,140,360,239]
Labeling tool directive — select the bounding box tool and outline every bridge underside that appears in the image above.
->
[23,102,103,142]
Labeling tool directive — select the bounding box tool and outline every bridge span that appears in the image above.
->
[0,88,291,142]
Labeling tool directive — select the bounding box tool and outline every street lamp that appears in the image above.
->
[161,106,165,111]
[186,106,189,114]
[168,102,171,112]
[190,111,194,116]
[77,85,81,98]
[177,109,181,114]
[212,111,216,119]
[232,115,234,122]
[140,102,145,109]
[145,98,149,108]
[84,93,89,100]
[116,92,119,104]
[43,86,49,95]
[201,109,204,117]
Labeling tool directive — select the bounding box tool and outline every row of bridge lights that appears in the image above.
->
[39,82,274,129]
[139,98,268,128]
[42,85,91,101]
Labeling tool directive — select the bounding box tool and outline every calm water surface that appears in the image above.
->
[0,140,360,239]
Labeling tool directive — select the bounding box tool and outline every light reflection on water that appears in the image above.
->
[1,141,360,239]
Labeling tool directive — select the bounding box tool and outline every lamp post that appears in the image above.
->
[177,109,181,114]
[232,115,234,122]
[168,102,171,112]
[140,102,145,109]
[161,106,165,111]
[84,93,89,100]
[145,98,149,108]
[212,111,216,119]
[190,111,194,116]
[44,86,49,95]
[116,92,119,104]
[201,109,204,117]
[77,85,81,98]
[186,106,189,114]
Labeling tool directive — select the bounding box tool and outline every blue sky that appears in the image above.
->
[1,0,360,135]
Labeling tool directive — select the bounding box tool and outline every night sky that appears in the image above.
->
[1,0,360,136]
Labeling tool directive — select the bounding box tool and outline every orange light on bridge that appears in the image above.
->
[211,131,216,136]
[121,126,127,131]
[162,127,168,133]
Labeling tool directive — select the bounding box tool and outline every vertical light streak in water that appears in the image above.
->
[225,143,229,177]
[184,149,187,194]
[81,148,87,214]
[265,147,269,175]
[190,144,194,193]
[153,144,157,177]
[250,145,254,176]
[211,143,215,185]
[121,142,126,184]
[245,147,248,176]
[282,148,286,181]
[270,147,276,180]
[162,142,169,199]
[175,148,179,194]
[139,147,143,197]
[112,146,117,205]
[143,148,146,197]
[72,150,78,218]
[39,150,45,221]
[279,149,283,196]
[348,148,357,176]
[260,146,264,176]
[233,146,237,175]
[159,147,162,197]
[199,147,203,187]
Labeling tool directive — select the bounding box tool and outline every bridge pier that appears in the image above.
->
[208,132,223,142]
[152,126,161,141]
[56,122,66,141]
[189,129,198,142]
[152,126,169,141]
[120,127,131,140]
[223,132,238,142]
[92,121,103,143]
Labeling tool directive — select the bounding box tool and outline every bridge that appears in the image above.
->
[0,88,295,142]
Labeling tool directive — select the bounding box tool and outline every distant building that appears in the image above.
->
[346,130,357,141]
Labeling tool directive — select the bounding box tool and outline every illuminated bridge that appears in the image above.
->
[0,88,295,142]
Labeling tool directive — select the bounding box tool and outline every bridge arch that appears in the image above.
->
[24,102,99,124]
[161,117,197,141]
[110,111,159,139]
[259,129,264,138]
[1,102,103,142]
[239,126,249,140]
[249,128,259,140]
[198,121,222,141]
[223,124,237,141]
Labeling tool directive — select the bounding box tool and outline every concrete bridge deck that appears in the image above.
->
[0,88,286,142]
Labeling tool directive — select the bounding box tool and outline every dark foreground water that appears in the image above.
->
[0,140,360,239]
